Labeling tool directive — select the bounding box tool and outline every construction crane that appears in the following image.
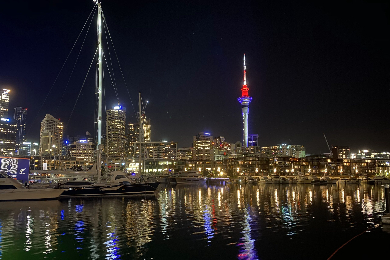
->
[323,133,331,154]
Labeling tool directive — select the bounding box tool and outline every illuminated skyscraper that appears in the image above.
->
[69,139,95,163]
[106,105,126,164]
[14,107,27,155]
[0,118,16,156]
[237,54,252,147]
[127,116,151,158]
[39,114,63,156]
[193,132,213,161]
[0,89,10,118]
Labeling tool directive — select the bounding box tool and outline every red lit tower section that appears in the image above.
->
[237,54,252,148]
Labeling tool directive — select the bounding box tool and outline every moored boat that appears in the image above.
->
[259,176,273,184]
[0,172,63,201]
[296,175,311,184]
[174,171,207,185]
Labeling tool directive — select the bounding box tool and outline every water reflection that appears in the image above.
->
[0,184,387,259]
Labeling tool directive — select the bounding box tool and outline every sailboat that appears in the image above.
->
[59,1,158,198]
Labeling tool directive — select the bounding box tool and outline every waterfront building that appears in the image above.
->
[261,144,305,159]
[141,141,177,174]
[177,147,193,160]
[0,118,16,156]
[136,141,177,160]
[106,106,126,166]
[0,89,10,118]
[69,139,95,164]
[260,146,279,158]
[193,132,214,161]
[352,149,390,159]
[288,145,306,158]
[39,114,63,156]
[237,54,252,148]
[192,132,214,173]
[14,107,27,155]
[331,145,350,159]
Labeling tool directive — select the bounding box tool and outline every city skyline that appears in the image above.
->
[1,0,390,154]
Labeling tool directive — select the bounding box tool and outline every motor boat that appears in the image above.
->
[0,172,63,201]
[173,171,207,185]
[296,175,311,184]
[259,176,273,184]
[321,176,337,184]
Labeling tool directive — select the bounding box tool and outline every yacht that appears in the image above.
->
[369,176,390,185]
[337,177,359,185]
[259,176,273,184]
[321,176,337,184]
[296,175,311,184]
[0,172,63,201]
[288,176,298,184]
[309,175,321,184]
[59,171,159,198]
[279,176,289,184]
[174,171,207,185]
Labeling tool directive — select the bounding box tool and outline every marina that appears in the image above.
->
[0,0,390,259]
[0,183,389,259]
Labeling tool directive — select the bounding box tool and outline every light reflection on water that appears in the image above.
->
[0,183,387,260]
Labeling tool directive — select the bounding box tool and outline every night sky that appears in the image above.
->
[1,0,389,154]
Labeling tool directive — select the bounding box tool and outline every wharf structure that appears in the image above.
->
[28,127,390,179]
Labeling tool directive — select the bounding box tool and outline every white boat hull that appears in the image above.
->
[175,177,206,185]
[0,189,64,201]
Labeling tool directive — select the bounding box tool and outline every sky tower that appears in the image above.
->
[238,54,252,148]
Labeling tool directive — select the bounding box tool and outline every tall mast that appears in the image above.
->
[138,92,143,174]
[96,0,103,147]
[95,0,103,182]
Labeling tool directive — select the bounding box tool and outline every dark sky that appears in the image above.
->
[0,0,389,154]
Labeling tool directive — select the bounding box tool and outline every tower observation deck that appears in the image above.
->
[237,54,252,148]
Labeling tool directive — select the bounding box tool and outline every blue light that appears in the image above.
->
[75,205,84,213]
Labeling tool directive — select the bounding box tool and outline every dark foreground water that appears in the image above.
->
[0,183,389,260]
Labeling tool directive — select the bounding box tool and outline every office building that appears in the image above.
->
[14,107,27,155]
[261,144,305,158]
[19,141,39,156]
[193,132,213,160]
[127,116,151,158]
[39,114,63,156]
[331,146,350,160]
[106,105,126,164]
[0,89,10,118]
[0,118,16,156]
[69,139,95,163]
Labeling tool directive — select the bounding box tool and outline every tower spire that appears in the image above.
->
[243,54,246,86]
[238,54,252,148]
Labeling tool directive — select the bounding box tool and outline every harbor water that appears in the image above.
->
[0,183,389,260]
